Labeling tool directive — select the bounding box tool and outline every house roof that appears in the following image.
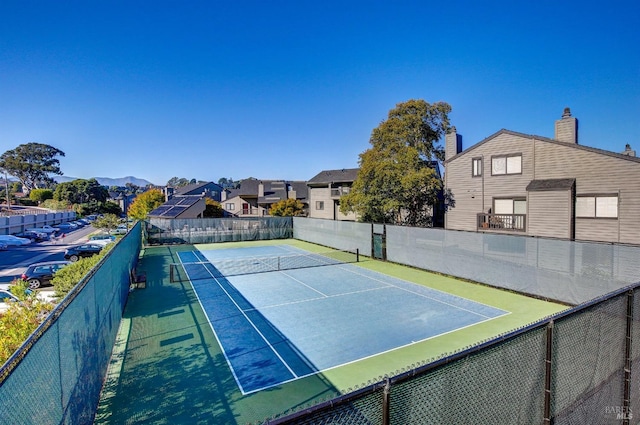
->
[445,129,640,165]
[174,182,223,196]
[148,195,203,218]
[230,178,309,203]
[526,178,576,192]
[307,168,360,185]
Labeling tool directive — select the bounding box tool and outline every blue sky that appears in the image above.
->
[1,1,638,186]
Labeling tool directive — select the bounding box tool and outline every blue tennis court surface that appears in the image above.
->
[177,245,509,394]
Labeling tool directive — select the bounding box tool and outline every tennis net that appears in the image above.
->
[170,248,359,282]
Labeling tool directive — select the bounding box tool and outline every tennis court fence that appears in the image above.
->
[144,216,292,245]
[264,217,640,424]
[261,283,640,424]
[170,248,359,282]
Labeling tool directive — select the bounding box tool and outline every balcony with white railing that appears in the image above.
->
[477,213,526,232]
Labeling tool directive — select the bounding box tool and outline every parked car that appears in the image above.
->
[0,289,21,314]
[64,244,103,262]
[0,235,32,246]
[89,234,116,242]
[0,242,7,250]
[21,261,71,289]
[15,230,49,242]
[56,222,78,231]
[109,224,129,235]
[26,225,59,234]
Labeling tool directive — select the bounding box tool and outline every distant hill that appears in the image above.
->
[54,176,156,187]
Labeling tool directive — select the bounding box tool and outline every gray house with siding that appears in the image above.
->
[307,168,359,221]
[444,108,640,245]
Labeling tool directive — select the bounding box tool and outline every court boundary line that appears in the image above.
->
[185,245,513,395]
[179,251,299,395]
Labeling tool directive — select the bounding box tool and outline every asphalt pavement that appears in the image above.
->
[0,225,98,285]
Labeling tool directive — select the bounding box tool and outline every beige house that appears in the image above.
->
[444,108,640,244]
[221,178,308,217]
[307,168,359,221]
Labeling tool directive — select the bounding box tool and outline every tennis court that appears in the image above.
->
[173,245,509,394]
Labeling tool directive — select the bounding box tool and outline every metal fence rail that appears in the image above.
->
[267,285,640,425]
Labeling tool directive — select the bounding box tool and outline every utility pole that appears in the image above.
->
[2,169,9,210]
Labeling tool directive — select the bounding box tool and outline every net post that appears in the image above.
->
[169,263,175,283]
[356,248,359,262]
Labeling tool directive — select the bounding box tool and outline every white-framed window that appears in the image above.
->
[225,203,235,210]
[316,201,324,210]
[576,195,618,218]
[491,154,522,175]
[494,198,526,214]
[472,158,482,177]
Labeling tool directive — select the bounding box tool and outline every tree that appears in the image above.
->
[340,99,451,226]
[218,177,240,189]
[269,198,305,217]
[203,198,224,218]
[0,143,65,194]
[128,189,165,220]
[92,213,121,233]
[29,188,54,204]
[166,177,190,187]
[54,178,108,204]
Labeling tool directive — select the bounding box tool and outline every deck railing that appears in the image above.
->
[477,213,526,232]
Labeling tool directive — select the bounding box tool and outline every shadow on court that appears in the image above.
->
[96,245,340,425]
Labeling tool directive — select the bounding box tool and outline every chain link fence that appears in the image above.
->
[0,223,142,424]
[283,218,640,424]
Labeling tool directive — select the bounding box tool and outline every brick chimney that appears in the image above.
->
[554,107,578,144]
[445,126,463,161]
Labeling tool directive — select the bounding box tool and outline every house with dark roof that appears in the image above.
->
[149,181,222,219]
[172,182,223,202]
[147,195,205,219]
[307,168,359,221]
[444,107,640,244]
[221,178,308,217]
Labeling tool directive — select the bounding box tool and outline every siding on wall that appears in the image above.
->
[446,132,535,231]
[445,130,640,244]
[527,191,572,239]
[308,187,334,220]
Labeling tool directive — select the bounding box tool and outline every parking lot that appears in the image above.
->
[0,225,97,295]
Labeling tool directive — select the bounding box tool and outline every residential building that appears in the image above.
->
[147,195,205,219]
[307,168,359,221]
[171,181,223,202]
[444,107,640,244]
[221,178,308,217]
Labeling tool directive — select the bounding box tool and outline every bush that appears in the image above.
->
[0,286,55,364]
[51,242,114,298]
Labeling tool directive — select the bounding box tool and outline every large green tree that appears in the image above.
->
[340,99,452,226]
[0,143,65,194]
[54,178,108,204]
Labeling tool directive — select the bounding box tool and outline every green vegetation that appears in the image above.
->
[203,198,224,218]
[340,99,454,226]
[0,143,65,194]
[128,188,164,220]
[29,188,54,204]
[92,213,122,233]
[51,248,112,297]
[269,198,305,216]
[0,243,114,365]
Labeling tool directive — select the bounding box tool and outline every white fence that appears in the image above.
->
[0,211,76,235]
